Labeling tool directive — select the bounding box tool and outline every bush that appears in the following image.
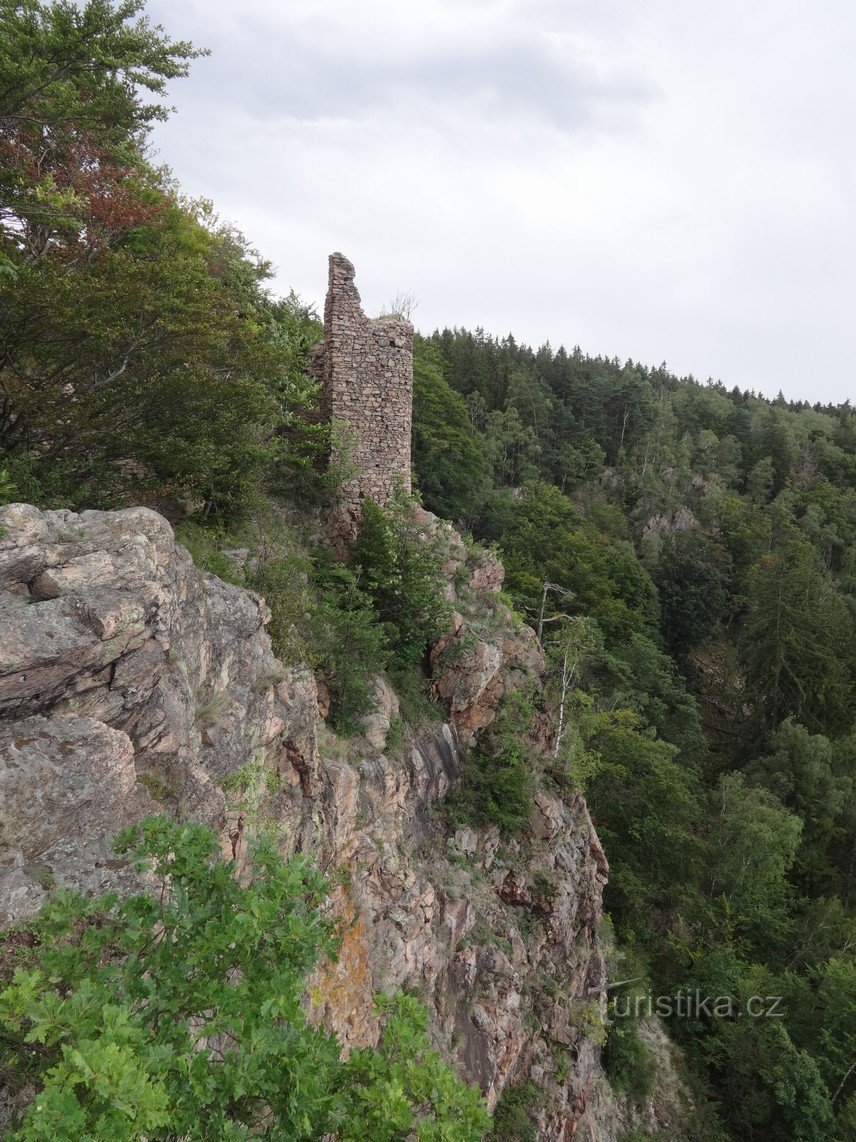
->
[353,490,452,673]
[449,738,535,836]
[490,1081,538,1140]
[445,694,537,836]
[306,557,390,734]
[0,816,489,1140]
[603,1016,656,1105]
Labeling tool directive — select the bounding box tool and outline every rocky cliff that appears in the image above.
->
[0,502,612,1138]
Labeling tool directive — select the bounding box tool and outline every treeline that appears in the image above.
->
[413,328,856,1140]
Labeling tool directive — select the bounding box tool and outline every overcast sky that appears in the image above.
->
[144,0,856,404]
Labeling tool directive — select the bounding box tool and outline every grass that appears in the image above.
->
[195,691,230,726]
[251,665,289,692]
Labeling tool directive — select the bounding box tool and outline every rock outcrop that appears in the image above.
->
[0,502,610,1137]
[413,505,546,745]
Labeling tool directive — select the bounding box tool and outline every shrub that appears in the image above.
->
[448,737,535,836]
[445,694,537,836]
[490,1081,538,1140]
[353,490,452,674]
[0,816,489,1140]
[306,557,391,735]
[603,1016,656,1105]
[194,690,230,726]
[175,520,246,585]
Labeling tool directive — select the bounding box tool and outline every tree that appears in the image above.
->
[1,0,203,254]
[652,530,730,658]
[584,709,703,927]
[352,490,451,673]
[741,542,854,733]
[745,721,847,896]
[707,773,802,946]
[483,407,539,486]
[1,197,291,516]
[478,481,659,644]
[705,1016,833,1141]
[0,816,489,1139]
[411,337,491,521]
[546,616,598,761]
[0,2,318,518]
[811,956,856,1118]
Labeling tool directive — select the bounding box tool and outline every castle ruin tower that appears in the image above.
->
[313,253,413,532]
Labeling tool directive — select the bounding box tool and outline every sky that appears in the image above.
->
[143,0,856,404]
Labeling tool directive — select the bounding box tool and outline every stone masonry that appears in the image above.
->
[312,253,413,532]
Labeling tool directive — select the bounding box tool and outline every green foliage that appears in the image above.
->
[597,632,706,763]
[477,481,659,644]
[745,720,850,896]
[1,193,308,518]
[412,337,491,522]
[174,520,245,585]
[742,541,855,734]
[353,490,452,673]
[449,736,534,837]
[175,499,449,737]
[489,1080,538,1141]
[339,992,491,1140]
[0,0,202,147]
[194,690,230,726]
[707,773,802,945]
[0,467,14,504]
[651,531,729,658]
[583,710,703,926]
[0,1,319,520]
[0,816,488,1139]
[306,557,391,734]
[386,714,405,753]
[273,414,360,511]
[445,694,536,836]
[603,1017,656,1105]
[705,1018,834,1141]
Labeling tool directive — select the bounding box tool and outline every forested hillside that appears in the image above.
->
[414,329,856,1140]
[1,1,854,1139]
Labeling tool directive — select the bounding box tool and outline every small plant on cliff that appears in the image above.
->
[445,692,537,836]
[603,1007,656,1106]
[194,689,231,726]
[0,468,15,505]
[489,1080,539,1141]
[353,489,452,674]
[0,816,489,1140]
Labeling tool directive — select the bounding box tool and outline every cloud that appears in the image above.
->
[151,0,657,131]
[144,0,856,403]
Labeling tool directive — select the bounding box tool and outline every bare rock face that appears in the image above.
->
[0,502,307,918]
[431,622,544,744]
[0,715,157,924]
[360,676,400,751]
[641,504,697,544]
[0,503,610,1138]
[410,504,547,745]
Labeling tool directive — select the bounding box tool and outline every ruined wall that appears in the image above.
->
[313,253,413,529]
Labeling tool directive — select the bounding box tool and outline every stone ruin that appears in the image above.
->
[311,253,413,538]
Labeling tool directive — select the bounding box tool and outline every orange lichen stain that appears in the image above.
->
[307,884,379,1053]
